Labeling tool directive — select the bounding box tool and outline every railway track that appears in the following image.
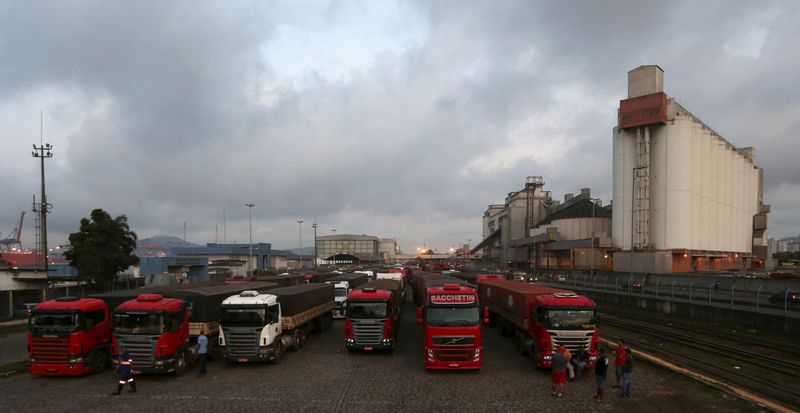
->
[601,315,800,411]
[600,314,800,378]
[599,311,800,358]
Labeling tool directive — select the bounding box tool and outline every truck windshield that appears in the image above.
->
[29,312,78,333]
[347,302,388,319]
[334,288,348,298]
[221,308,266,326]
[113,312,163,335]
[541,309,595,330]
[427,306,479,327]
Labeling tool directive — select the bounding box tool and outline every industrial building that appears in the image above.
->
[475,176,552,267]
[612,65,770,273]
[316,234,397,264]
[524,189,612,271]
[172,243,288,276]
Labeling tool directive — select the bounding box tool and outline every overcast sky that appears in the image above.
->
[1,0,798,253]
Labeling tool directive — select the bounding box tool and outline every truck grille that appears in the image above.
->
[432,336,475,346]
[222,327,261,357]
[352,320,384,345]
[116,335,158,367]
[550,330,594,354]
[30,337,70,363]
[434,349,474,362]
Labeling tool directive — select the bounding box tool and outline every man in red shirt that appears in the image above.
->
[613,339,627,387]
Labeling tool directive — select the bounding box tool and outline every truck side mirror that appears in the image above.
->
[417,307,423,324]
[483,307,490,325]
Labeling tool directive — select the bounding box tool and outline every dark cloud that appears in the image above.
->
[0,0,797,252]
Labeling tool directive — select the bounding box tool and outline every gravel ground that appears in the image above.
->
[0,292,763,412]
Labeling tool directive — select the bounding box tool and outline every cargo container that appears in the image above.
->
[344,279,403,351]
[218,283,335,363]
[480,280,598,369]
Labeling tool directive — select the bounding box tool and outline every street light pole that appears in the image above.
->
[297,220,304,269]
[312,221,318,269]
[245,203,255,276]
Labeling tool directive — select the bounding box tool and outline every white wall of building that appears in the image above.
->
[612,110,760,253]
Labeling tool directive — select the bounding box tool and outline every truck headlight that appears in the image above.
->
[427,348,434,361]
[543,354,552,360]
[69,356,84,364]
[155,360,165,366]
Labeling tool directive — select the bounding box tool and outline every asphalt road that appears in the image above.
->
[0,289,758,412]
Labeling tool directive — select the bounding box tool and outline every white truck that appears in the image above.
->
[325,273,370,318]
[218,283,335,363]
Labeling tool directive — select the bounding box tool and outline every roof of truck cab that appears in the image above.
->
[116,296,185,312]
[349,288,392,300]
[535,293,595,307]
[33,297,106,312]
[221,291,278,306]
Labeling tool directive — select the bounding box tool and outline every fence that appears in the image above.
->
[534,270,800,320]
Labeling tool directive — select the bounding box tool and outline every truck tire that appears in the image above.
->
[173,350,188,376]
[270,342,283,364]
[90,349,109,373]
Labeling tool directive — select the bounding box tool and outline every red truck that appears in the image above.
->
[413,272,482,370]
[344,279,403,351]
[28,297,112,376]
[110,293,192,374]
[480,279,598,369]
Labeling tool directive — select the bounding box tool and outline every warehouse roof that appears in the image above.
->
[535,199,612,226]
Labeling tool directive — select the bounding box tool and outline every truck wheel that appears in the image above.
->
[90,350,109,373]
[270,342,283,364]
[173,350,188,376]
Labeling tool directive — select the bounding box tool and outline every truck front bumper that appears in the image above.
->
[345,338,395,351]
[29,356,93,376]
[220,345,275,363]
[424,346,482,370]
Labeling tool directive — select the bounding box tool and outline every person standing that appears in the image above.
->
[550,346,568,398]
[197,329,208,375]
[594,348,609,401]
[621,348,634,398]
[112,346,136,395]
[563,347,575,380]
[613,339,627,387]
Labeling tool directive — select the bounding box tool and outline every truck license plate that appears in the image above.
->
[238,358,248,362]
[364,347,373,351]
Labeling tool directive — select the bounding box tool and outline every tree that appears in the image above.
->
[65,209,139,291]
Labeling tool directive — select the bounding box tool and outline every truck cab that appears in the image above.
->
[529,293,598,369]
[419,283,482,370]
[330,281,350,318]
[218,290,286,362]
[344,281,401,351]
[28,297,111,376]
[111,294,190,375]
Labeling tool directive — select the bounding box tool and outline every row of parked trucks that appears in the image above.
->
[27,265,599,376]
[27,281,334,376]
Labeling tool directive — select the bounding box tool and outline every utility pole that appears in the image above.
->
[32,112,53,274]
[312,220,318,268]
[245,203,255,276]
[297,220,304,268]
[590,197,600,278]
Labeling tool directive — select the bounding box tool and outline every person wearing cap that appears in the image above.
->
[550,346,568,398]
[112,345,137,395]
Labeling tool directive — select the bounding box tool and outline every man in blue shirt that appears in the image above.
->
[197,329,208,375]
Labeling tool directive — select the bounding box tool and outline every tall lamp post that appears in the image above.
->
[312,221,318,268]
[297,220,304,268]
[245,203,255,276]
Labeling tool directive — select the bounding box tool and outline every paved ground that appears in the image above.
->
[0,291,762,412]
[0,329,27,367]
